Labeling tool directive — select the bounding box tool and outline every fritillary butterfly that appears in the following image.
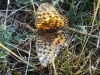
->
[35,3,69,67]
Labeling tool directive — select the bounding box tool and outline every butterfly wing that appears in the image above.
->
[35,3,68,30]
[36,31,69,67]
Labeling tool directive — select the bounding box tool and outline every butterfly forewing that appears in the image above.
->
[35,3,68,30]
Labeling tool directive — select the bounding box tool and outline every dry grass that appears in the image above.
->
[0,0,100,75]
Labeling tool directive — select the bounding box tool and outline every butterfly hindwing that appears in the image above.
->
[36,31,68,67]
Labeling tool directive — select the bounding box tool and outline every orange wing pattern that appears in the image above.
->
[35,3,69,67]
[35,3,68,31]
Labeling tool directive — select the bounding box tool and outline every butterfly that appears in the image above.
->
[35,3,69,67]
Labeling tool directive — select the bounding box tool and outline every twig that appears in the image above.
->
[4,0,9,30]
[68,27,100,39]
[32,0,36,15]
[25,41,32,75]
